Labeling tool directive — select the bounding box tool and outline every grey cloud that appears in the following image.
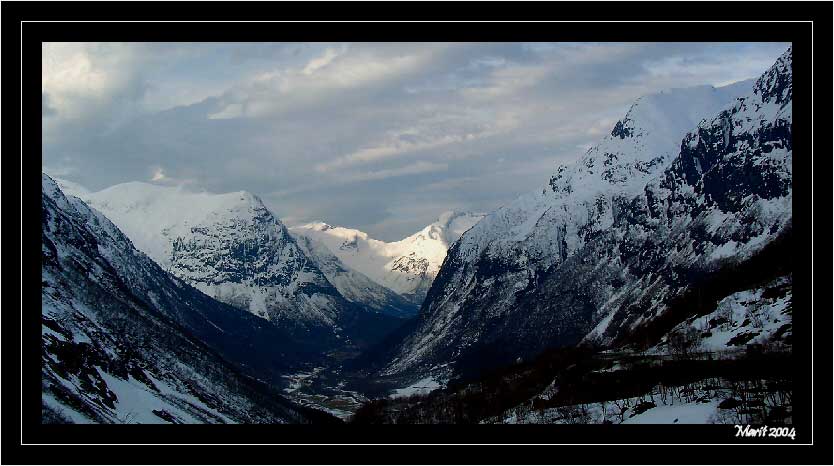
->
[42,93,56,117]
[42,42,790,241]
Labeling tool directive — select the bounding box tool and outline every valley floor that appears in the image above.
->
[280,366,369,420]
[279,363,450,420]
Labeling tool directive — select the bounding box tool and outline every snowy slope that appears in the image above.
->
[292,233,418,318]
[650,276,792,354]
[382,48,792,378]
[71,181,400,347]
[291,211,485,304]
[42,174,336,424]
[483,275,792,426]
[52,177,90,198]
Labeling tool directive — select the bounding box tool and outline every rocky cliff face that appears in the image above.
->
[588,47,792,345]
[381,48,792,380]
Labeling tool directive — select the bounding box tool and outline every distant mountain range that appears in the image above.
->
[291,211,485,305]
[57,178,486,324]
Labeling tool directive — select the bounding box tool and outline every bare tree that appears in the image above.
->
[667,327,703,360]
[745,306,764,329]
[611,398,631,423]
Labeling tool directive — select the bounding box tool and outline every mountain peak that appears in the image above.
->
[306,221,333,231]
[291,210,485,301]
[73,182,284,263]
[754,46,792,106]
[546,81,754,201]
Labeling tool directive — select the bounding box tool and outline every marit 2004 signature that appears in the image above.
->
[734,425,796,440]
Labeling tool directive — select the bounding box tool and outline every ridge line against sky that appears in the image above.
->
[42,42,789,241]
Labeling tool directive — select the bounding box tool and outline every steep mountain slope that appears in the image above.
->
[71,182,401,349]
[42,175,337,424]
[292,233,418,318]
[291,211,485,305]
[381,49,792,380]
[586,48,792,346]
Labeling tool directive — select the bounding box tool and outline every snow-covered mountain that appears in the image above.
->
[291,211,485,305]
[292,233,418,318]
[379,48,792,380]
[68,182,403,349]
[42,174,336,424]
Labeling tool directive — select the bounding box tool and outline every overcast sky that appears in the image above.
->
[42,42,789,241]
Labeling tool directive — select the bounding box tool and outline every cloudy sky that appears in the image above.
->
[42,42,789,241]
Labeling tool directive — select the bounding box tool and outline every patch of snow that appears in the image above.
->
[390,377,443,398]
[622,400,722,424]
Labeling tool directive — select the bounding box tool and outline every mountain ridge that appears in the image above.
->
[377,49,792,382]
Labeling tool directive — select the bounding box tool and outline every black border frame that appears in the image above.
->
[2,1,831,464]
